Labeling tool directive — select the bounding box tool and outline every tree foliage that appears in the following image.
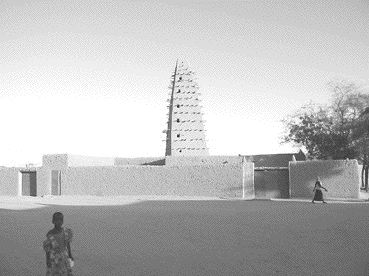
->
[282,80,369,160]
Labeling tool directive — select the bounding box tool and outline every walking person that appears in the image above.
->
[312,177,328,204]
[43,212,74,276]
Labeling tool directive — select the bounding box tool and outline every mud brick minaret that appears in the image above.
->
[165,60,209,156]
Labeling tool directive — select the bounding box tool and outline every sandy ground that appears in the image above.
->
[0,195,226,210]
[0,194,368,210]
[1,197,369,275]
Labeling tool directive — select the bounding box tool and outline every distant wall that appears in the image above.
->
[243,162,255,199]
[254,169,289,199]
[0,168,20,196]
[244,151,305,167]
[42,154,116,168]
[38,154,68,196]
[165,155,242,166]
[0,168,41,196]
[42,154,68,169]
[358,165,364,188]
[37,168,53,196]
[165,153,305,168]
[38,154,117,196]
[59,163,254,198]
[114,157,165,166]
[358,165,363,174]
[68,155,115,167]
[289,160,360,199]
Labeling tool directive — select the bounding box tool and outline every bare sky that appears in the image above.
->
[0,0,368,166]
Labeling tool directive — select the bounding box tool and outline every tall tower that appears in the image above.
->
[165,60,209,156]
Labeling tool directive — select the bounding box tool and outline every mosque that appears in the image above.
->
[0,61,361,200]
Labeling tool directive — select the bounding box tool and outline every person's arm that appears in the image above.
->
[44,233,51,268]
[64,228,73,260]
[46,252,51,267]
[67,241,73,260]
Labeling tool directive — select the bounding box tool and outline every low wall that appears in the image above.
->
[165,152,305,167]
[245,152,305,167]
[38,154,117,196]
[358,165,364,188]
[0,167,40,196]
[0,168,20,196]
[59,163,254,198]
[114,157,165,166]
[165,155,242,166]
[38,154,68,196]
[68,155,115,167]
[37,168,52,196]
[44,154,115,167]
[42,154,68,169]
[289,160,360,199]
[243,162,255,199]
[254,169,289,199]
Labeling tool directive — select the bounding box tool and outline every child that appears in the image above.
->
[43,212,74,276]
[312,177,328,204]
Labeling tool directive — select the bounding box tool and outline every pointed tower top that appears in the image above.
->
[164,60,209,156]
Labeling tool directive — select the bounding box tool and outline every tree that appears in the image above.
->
[281,102,355,159]
[282,80,369,161]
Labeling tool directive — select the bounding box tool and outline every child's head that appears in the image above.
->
[52,212,64,228]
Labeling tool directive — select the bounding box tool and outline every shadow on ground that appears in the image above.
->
[1,200,369,276]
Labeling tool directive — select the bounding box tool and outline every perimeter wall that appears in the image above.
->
[2,153,360,199]
[59,162,254,198]
[289,160,360,199]
[358,164,364,189]
[165,155,244,166]
[37,154,68,196]
[0,168,20,196]
[114,157,165,166]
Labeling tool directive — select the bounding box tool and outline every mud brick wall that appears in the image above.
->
[165,155,242,166]
[289,160,360,199]
[0,168,20,196]
[60,163,254,198]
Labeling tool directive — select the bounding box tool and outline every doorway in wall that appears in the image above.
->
[254,168,289,199]
[51,170,61,195]
[21,171,37,196]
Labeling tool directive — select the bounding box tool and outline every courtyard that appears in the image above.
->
[0,197,368,275]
